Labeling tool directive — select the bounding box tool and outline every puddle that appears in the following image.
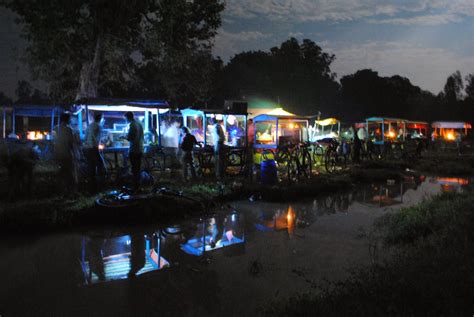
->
[0,176,470,315]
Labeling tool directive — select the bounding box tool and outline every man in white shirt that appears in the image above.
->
[84,112,106,192]
[211,117,226,179]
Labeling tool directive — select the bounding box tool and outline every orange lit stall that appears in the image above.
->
[431,121,471,142]
[366,117,407,145]
[253,113,309,149]
[2,105,62,141]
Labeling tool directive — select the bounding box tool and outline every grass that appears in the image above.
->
[262,192,474,316]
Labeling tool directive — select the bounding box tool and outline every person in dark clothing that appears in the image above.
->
[84,113,106,193]
[55,112,77,192]
[124,111,144,192]
[180,126,198,180]
[352,125,362,164]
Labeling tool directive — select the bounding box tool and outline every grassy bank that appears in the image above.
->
[263,192,474,316]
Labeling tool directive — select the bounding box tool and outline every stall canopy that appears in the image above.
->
[73,98,170,147]
[253,113,309,148]
[2,105,63,139]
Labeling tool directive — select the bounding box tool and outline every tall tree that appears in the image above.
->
[465,73,474,100]
[15,80,33,104]
[220,38,339,115]
[443,70,464,103]
[2,0,224,103]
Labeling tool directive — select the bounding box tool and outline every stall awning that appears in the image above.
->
[75,98,169,109]
[315,118,339,126]
[5,105,62,117]
[431,121,472,129]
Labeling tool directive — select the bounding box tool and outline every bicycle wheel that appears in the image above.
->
[299,148,312,178]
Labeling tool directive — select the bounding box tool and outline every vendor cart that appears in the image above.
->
[74,99,170,178]
[181,108,248,176]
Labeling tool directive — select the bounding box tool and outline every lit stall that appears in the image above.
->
[180,212,245,257]
[431,121,471,142]
[253,112,309,149]
[80,233,169,284]
[181,108,248,148]
[308,117,340,142]
[74,99,169,148]
[366,117,407,145]
[2,105,62,140]
[406,121,429,139]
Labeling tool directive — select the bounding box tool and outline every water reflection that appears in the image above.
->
[80,211,245,284]
[69,176,472,286]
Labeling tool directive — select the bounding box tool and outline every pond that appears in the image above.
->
[0,176,470,316]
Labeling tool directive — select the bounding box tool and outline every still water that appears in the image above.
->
[0,176,469,316]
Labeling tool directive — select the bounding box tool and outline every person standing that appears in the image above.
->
[210,117,226,179]
[55,112,76,193]
[84,112,106,193]
[246,118,255,179]
[352,125,362,164]
[180,127,197,180]
[124,111,143,192]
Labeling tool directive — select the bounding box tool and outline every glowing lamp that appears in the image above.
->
[388,131,396,138]
[446,132,455,141]
[98,144,105,151]
[215,114,223,121]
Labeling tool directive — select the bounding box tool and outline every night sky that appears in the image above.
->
[1,1,473,98]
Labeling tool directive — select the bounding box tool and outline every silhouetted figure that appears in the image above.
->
[180,126,197,180]
[352,126,362,164]
[3,138,39,199]
[246,118,255,179]
[55,112,77,193]
[84,112,106,193]
[124,112,144,192]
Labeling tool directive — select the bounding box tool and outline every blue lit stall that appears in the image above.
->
[180,213,245,257]
[181,108,248,148]
[74,99,170,173]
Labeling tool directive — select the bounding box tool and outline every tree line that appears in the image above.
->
[1,1,473,123]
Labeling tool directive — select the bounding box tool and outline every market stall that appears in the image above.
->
[74,99,170,174]
[180,108,247,148]
[2,105,62,140]
[181,108,248,175]
[308,117,340,142]
[431,121,471,142]
[406,121,429,139]
[366,117,407,145]
[253,113,309,149]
